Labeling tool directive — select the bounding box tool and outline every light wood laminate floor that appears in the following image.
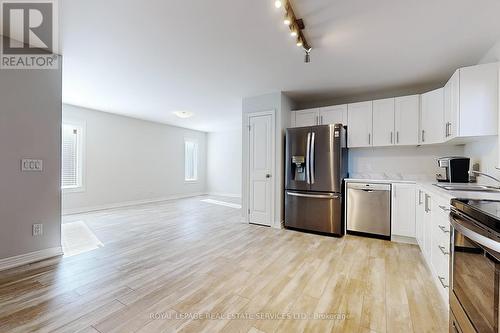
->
[0,196,448,333]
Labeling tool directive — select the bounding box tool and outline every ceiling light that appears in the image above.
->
[284,16,291,25]
[274,1,282,8]
[173,111,193,119]
[296,38,303,47]
[290,30,297,37]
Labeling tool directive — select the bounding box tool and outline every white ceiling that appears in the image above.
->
[61,0,500,132]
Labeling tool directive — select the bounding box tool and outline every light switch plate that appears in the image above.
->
[21,159,43,172]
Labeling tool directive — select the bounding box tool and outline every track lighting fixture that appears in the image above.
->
[273,0,312,61]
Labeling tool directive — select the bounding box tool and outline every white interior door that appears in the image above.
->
[248,113,274,226]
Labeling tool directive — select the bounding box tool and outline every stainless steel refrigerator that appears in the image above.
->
[284,124,348,236]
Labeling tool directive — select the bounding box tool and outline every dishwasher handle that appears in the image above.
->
[347,183,391,192]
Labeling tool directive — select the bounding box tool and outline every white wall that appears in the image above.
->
[207,130,242,197]
[349,145,465,180]
[62,104,207,214]
[0,59,62,260]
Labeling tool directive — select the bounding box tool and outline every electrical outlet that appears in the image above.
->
[21,159,43,172]
[33,224,43,236]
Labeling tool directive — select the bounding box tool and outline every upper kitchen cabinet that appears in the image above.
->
[395,95,420,145]
[347,101,373,148]
[291,108,319,127]
[444,69,459,140]
[372,98,395,147]
[420,88,444,145]
[444,62,499,141]
[319,105,348,126]
[291,105,348,128]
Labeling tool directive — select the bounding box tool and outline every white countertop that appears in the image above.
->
[346,178,500,202]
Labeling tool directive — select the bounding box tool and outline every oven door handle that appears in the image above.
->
[451,215,500,253]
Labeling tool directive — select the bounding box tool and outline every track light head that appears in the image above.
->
[304,49,311,63]
[274,0,282,8]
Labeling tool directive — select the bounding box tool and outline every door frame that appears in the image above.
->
[246,110,276,227]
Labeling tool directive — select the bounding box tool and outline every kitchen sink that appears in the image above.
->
[434,183,500,193]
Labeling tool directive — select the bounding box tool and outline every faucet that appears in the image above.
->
[469,170,500,188]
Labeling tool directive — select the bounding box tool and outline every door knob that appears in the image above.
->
[266,174,272,178]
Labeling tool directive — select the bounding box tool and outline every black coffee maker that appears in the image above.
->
[436,157,470,183]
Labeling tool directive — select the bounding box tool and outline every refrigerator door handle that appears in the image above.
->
[286,192,340,199]
[310,132,316,184]
[306,132,311,184]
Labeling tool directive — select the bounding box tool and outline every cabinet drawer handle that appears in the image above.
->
[438,245,449,255]
[439,205,450,212]
[438,276,449,289]
[438,225,450,234]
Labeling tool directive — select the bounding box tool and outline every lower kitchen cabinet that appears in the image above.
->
[415,186,451,305]
[391,183,416,238]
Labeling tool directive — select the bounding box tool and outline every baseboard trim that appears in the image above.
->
[391,235,418,245]
[0,247,63,272]
[63,192,207,215]
[207,192,241,198]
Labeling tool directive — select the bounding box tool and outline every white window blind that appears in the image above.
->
[62,124,82,189]
[185,140,198,181]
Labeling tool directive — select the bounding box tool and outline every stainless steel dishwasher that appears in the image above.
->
[346,183,391,239]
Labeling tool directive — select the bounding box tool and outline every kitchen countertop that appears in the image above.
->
[345,178,500,202]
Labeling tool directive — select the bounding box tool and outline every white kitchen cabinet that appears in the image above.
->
[420,88,444,145]
[292,108,320,127]
[291,105,348,128]
[458,62,499,137]
[443,62,498,141]
[372,98,395,147]
[347,101,373,148]
[422,192,433,259]
[415,187,425,247]
[319,105,348,126]
[414,187,451,306]
[395,95,420,145]
[391,183,416,238]
[444,70,459,140]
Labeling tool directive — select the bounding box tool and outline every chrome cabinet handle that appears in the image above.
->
[396,131,399,144]
[320,115,323,124]
[438,225,450,233]
[438,276,449,289]
[418,190,423,205]
[390,132,393,144]
[368,133,371,145]
[438,245,449,255]
[422,130,425,142]
[439,205,450,212]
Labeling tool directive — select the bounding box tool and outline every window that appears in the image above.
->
[62,123,84,190]
[184,140,198,182]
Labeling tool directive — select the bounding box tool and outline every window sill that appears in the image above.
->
[62,186,86,194]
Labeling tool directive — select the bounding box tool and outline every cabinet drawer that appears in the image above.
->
[432,199,451,222]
